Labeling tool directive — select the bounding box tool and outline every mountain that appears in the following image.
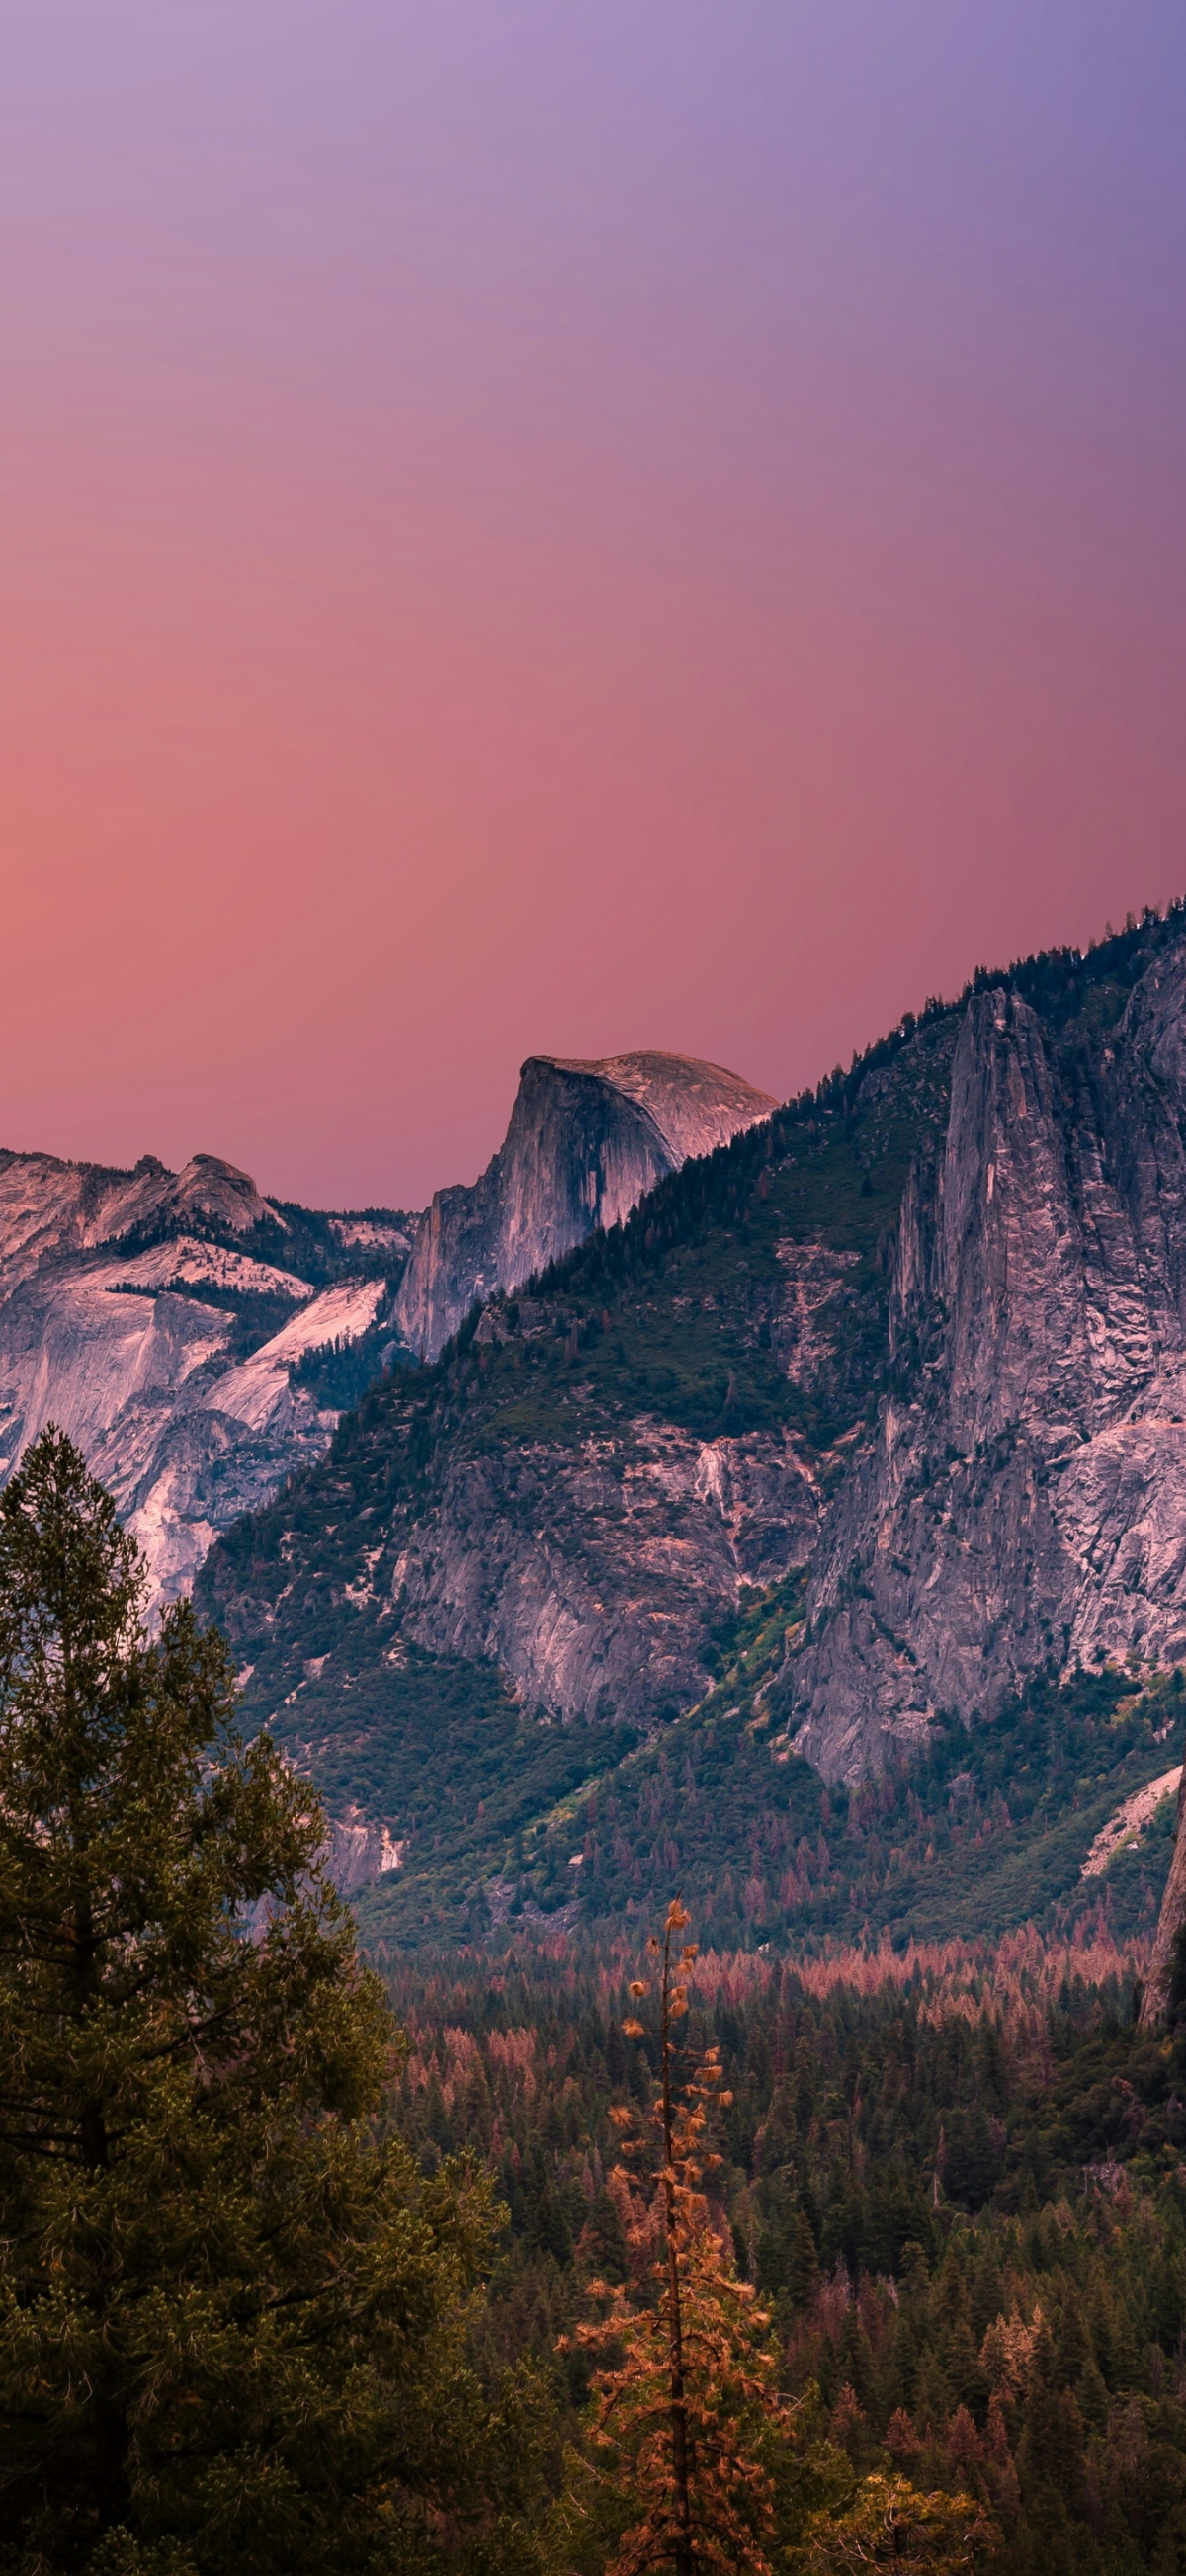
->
[0,1050,773,1611]
[0,1146,416,1599]
[392,1050,777,1359]
[791,942,1186,1779]
[197,906,1186,1948]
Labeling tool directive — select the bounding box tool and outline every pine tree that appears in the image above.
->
[800,2473,993,2573]
[0,1430,535,2576]
[560,1900,797,2575]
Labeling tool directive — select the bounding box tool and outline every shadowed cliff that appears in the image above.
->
[392,1050,777,1360]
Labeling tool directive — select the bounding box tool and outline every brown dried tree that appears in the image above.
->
[563,1899,797,2576]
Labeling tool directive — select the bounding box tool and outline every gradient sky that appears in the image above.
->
[2,3,1184,1209]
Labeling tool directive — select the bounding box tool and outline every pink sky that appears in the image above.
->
[2,3,1184,1208]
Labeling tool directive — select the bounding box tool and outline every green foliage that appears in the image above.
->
[289,1316,411,1411]
[254,1617,640,1953]
[381,1936,1186,2571]
[199,902,1186,1972]
[0,1431,544,2576]
[349,1624,1179,1959]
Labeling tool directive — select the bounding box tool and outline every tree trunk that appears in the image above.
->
[660,1915,694,2576]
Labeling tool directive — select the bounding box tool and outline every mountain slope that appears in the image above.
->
[792,938,1186,1777]
[198,905,1186,1944]
[352,1597,1180,1957]
[392,1049,776,1359]
[0,1146,416,1598]
[200,1012,954,1722]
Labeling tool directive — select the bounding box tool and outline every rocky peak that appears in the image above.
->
[0,1140,411,1604]
[792,938,1186,1779]
[0,1145,284,1298]
[144,1152,283,1238]
[393,1048,776,1360]
[536,1050,780,1167]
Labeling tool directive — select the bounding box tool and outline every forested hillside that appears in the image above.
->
[382,1926,1186,2573]
[197,906,1186,1953]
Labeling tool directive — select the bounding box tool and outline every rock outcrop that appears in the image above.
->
[394,1420,820,1729]
[791,946,1186,1778]
[1140,1758,1186,2023]
[194,917,1186,1922]
[393,1052,777,1360]
[394,944,1186,1778]
[0,1146,414,1601]
[0,1148,280,1297]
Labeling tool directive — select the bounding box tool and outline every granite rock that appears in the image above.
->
[393,1051,777,1360]
[791,948,1186,1778]
[0,1149,411,1600]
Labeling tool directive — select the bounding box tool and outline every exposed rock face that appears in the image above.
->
[0,1148,280,1297]
[791,948,1186,1779]
[193,925,1186,1925]
[321,1810,403,1894]
[395,1421,820,1728]
[0,1147,413,1602]
[393,1052,777,1360]
[1140,1758,1186,2024]
[199,1022,955,1760]
[1082,1765,1180,1881]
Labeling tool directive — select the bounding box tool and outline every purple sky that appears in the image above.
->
[1,2,1184,1205]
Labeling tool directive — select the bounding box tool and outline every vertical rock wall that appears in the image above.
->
[393,1051,777,1360]
[790,947,1186,1780]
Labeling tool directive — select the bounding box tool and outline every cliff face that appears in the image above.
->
[393,1051,777,1360]
[394,1416,820,1729]
[195,916,1186,1928]
[201,1013,944,1737]
[0,1147,414,1601]
[791,947,1186,1778]
[0,1148,279,1297]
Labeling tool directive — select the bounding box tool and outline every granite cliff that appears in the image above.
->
[197,910,1186,1944]
[791,942,1186,1778]
[0,1146,414,1600]
[199,1001,949,1811]
[393,1051,777,1360]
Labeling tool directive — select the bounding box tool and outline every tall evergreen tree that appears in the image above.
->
[561,1901,798,2575]
[0,1430,533,2576]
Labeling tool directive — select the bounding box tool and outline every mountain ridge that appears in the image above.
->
[0,1144,418,1599]
[392,1048,776,1360]
[197,901,1186,1945]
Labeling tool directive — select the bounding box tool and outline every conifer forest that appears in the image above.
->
[4,1429,1186,2574]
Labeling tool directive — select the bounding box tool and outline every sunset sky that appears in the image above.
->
[3,2,1184,1209]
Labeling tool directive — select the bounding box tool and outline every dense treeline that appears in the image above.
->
[9,1429,1186,2568]
[382,1931,1186,2571]
[354,1593,1179,1957]
[0,1434,547,2576]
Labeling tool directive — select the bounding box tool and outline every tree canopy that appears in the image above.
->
[0,1428,533,2576]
